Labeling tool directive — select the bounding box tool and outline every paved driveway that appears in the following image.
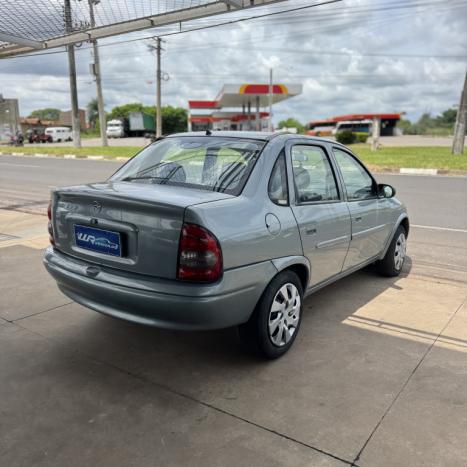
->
[1,208,466,466]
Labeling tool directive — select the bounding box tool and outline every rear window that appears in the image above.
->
[111,136,265,196]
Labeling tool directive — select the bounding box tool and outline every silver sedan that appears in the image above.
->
[44,132,409,358]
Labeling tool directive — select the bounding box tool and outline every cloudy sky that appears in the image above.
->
[1,0,466,125]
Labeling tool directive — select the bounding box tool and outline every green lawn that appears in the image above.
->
[351,145,467,171]
[1,143,466,170]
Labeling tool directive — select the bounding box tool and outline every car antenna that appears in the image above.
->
[206,129,212,136]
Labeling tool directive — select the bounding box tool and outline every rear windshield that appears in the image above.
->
[110,136,265,196]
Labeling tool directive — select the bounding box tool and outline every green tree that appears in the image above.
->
[397,118,416,135]
[28,108,60,121]
[87,98,99,129]
[107,103,146,120]
[415,112,436,134]
[108,103,187,134]
[277,118,305,134]
[139,105,188,134]
[161,106,188,134]
[435,108,457,127]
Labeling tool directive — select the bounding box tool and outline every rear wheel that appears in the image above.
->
[377,225,407,276]
[239,270,303,359]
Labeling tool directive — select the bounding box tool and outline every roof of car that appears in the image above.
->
[167,131,336,145]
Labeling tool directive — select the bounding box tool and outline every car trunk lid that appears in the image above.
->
[52,181,233,279]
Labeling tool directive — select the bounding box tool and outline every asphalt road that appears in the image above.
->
[1,155,466,282]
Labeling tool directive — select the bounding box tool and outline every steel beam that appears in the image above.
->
[0,0,287,58]
[0,31,41,49]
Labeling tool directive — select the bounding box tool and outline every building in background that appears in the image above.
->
[0,95,20,142]
[20,117,56,135]
[19,109,86,136]
[58,109,86,130]
[188,83,302,132]
[308,113,401,136]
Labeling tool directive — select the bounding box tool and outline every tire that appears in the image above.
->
[377,225,407,277]
[239,270,303,359]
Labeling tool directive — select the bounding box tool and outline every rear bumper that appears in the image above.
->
[43,247,277,330]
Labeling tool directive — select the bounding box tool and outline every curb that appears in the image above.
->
[400,168,438,176]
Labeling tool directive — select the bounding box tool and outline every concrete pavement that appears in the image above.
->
[1,234,466,466]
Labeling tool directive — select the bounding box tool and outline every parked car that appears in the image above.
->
[44,126,73,142]
[27,130,52,144]
[44,132,409,358]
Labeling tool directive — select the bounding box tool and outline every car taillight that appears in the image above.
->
[47,200,54,245]
[177,223,222,283]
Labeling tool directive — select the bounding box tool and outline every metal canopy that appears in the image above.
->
[0,0,287,58]
[189,83,303,109]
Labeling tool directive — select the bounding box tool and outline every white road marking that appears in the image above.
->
[412,224,467,234]
[0,162,41,168]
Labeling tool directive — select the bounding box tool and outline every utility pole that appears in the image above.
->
[371,116,381,151]
[147,37,166,137]
[268,68,273,132]
[89,0,107,146]
[64,0,81,148]
[452,71,467,155]
[156,37,162,138]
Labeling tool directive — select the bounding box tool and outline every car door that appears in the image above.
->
[287,142,351,287]
[332,147,387,270]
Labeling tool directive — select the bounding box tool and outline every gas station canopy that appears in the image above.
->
[189,83,302,109]
[189,83,302,131]
[0,0,287,58]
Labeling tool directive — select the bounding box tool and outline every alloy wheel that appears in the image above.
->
[268,283,301,347]
[394,232,406,270]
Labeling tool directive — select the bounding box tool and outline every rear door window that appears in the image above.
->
[291,145,339,203]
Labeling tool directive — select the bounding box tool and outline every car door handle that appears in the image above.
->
[306,227,317,235]
[353,216,363,223]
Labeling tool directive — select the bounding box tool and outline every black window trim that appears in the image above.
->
[268,150,289,206]
[331,145,379,202]
[290,143,342,206]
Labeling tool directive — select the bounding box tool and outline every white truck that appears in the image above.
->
[106,112,156,138]
[106,119,127,138]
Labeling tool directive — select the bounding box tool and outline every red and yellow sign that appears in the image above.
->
[239,84,288,95]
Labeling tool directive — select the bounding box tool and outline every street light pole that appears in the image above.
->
[89,0,108,146]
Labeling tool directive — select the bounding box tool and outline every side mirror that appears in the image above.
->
[378,183,396,198]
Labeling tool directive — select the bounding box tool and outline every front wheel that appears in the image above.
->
[239,270,303,359]
[377,225,407,277]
